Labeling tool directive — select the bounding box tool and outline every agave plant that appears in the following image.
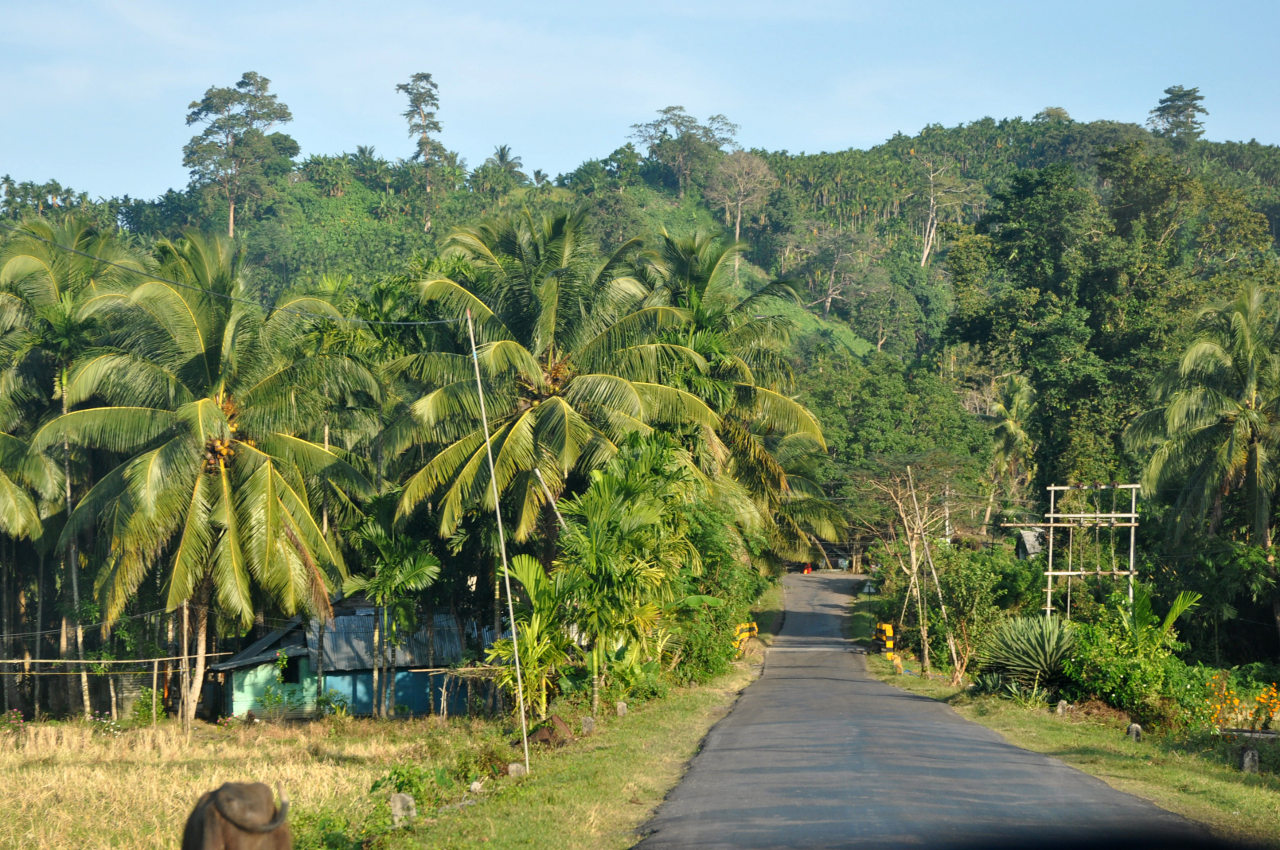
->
[978,616,1076,685]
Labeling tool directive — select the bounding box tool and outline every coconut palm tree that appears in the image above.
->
[392,209,717,544]
[980,374,1036,535]
[637,230,831,554]
[0,217,146,716]
[1129,281,1280,547]
[32,231,374,722]
[487,145,528,185]
[1128,281,1280,644]
[292,274,384,535]
[639,230,799,397]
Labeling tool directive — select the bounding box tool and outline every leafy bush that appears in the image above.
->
[316,689,350,718]
[607,644,667,702]
[370,763,435,804]
[1063,621,1211,726]
[1060,589,1208,727]
[292,807,361,850]
[447,738,510,783]
[978,616,1076,686]
[1003,676,1053,708]
[970,671,1005,695]
[668,502,768,684]
[128,688,161,726]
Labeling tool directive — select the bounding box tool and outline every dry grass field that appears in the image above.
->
[0,586,782,849]
[0,656,763,849]
[0,714,513,848]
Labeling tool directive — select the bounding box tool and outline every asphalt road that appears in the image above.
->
[637,572,1225,849]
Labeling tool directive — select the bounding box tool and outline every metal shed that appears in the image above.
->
[209,598,500,718]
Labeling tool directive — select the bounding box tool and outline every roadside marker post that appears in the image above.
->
[733,622,759,654]
[872,623,895,659]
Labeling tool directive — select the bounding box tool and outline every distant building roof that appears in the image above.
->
[1015,528,1045,559]
[211,597,499,673]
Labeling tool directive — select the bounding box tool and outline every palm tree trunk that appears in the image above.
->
[321,423,330,537]
[380,611,390,718]
[591,649,600,717]
[387,641,398,718]
[60,615,73,715]
[183,593,210,726]
[492,562,501,641]
[371,611,382,718]
[179,602,188,726]
[62,381,90,719]
[316,617,326,706]
[980,482,997,537]
[1,552,13,714]
[33,551,44,718]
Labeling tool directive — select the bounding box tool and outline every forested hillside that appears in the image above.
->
[3,73,1280,724]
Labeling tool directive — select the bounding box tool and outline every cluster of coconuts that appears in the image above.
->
[203,436,235,472]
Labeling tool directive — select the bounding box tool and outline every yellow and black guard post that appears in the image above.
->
[871,623,895,660]
[733,622,759,654]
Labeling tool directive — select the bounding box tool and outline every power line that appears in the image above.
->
[0,652,231,666]
[0,220,463,329]
[0,606,169,641]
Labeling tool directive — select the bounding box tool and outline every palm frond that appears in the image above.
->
[732,384,826,445]
[32,406,177,454]
[632,383,721,429]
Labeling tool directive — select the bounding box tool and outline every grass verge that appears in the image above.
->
[383,661,758,849]
[751,580,786,645]
[856,602,1280,847]
[847,582,875,643]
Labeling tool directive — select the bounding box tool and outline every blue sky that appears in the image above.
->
[3,0,1276,201]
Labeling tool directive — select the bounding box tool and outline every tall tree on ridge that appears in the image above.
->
[705,152,776,281]
[630,106,738,198]
[1148,85,1208,147]
[184,71,296,238]
[396,72,443,163]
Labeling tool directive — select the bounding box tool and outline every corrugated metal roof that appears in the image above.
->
[214,610,500,673]
[1017,528,1045,558]
[210,619,305,672]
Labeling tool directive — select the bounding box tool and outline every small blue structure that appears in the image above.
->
[209,596,500,719]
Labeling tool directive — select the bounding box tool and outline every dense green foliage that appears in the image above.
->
[1061,590,1208,726]
[3,73,1280,725]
